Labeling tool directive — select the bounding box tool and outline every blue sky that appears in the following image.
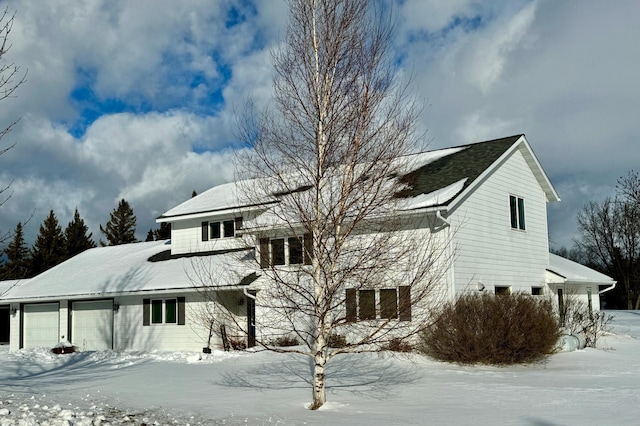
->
[1,0,639,250]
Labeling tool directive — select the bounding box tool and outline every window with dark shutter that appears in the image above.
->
[259,238,269,268]
[235,217,243,231]
[143,299,150,326]
[201,222,209,241]
[345,288,357,322]
[398,286,411,321]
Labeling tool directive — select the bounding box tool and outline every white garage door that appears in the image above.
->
[23,303,60,349]
[71,300,113,351]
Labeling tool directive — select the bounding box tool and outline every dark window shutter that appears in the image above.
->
[143,299,150,326]
[177,297,186,325]
[345,288,357,323]
[235,216,243,230]
[259,238,269,268]
[201,221,209,241]
[399,286,411,321]
[303,233,313,265]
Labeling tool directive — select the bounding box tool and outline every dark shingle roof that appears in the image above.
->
[396,135,522,205]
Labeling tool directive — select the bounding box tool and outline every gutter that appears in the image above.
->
[436,209,450,227]
[598,281,617,295]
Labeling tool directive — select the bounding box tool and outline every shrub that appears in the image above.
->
[383,337,413,353]
[270,335,299,347]
[559,295,613,348]
[229,337,247,350]
[327,333,348,348]
[419,292,560,365]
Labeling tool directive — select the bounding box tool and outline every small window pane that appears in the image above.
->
[151,300,163,324]
[531,287,543,296]
[509,196,518,229]
[223,220,235,237]
[518,198,525,230]
[271,239,285,265]
[210,222,221,239]
[359,290,376,320]
[495,286,511,295]
[380,289,398,319]
[288,237,303,264]
[165,299,177,323]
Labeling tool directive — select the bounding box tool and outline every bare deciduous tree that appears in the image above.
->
[0,8,27,244]
[576,172,640,309]
[189,0,453,410]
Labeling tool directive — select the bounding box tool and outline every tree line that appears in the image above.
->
[554,171,640,309]
[0,198,170,280]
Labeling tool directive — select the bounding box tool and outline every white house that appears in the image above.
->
[0,134,616,352]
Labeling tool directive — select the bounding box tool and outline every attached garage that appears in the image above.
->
[71,300,114,351]
[22,303,60,349]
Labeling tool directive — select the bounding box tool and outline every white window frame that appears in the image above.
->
[151,298,177,325]
[509,195,526,230]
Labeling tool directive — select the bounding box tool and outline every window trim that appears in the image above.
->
[201,217,243,241]
[509,195,526,230]
[260,234,313,267]
[143,297,185,326]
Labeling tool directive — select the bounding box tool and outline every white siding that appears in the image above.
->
[112,292,245,351]
[449,148,550,294]
[171,216,251,255]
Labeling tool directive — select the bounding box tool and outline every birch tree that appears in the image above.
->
[194,0,451,410]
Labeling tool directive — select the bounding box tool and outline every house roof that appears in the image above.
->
[158,134,559,221]
[0,280,25,298]
[1,241,255,302]
[547,253,616,286]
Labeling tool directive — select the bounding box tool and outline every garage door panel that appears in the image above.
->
[23,303,60,349]
[71,300,113,351]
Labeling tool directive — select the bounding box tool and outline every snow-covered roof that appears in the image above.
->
[159,134,557,222]
[3,241,255,302]
[0,279,26,298]
[547,253,616,285]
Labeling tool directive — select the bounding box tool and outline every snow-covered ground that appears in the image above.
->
[1,311,640,425]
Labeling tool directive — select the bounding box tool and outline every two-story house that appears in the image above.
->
[0,134,615,352]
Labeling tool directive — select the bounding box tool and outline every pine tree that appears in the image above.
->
[1,222,29,279]
[64,208,96,258]
[99,199,137,246]
[145,229,154,242]
[153,222,171,240]
[30,210,66,276]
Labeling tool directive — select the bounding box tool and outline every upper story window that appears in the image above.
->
[259,234,312,268]
[201,217,243,241]
[509,195,525,230]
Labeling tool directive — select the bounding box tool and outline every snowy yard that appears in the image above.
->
[1,312,640,425]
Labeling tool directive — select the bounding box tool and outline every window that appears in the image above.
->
[143,298,185,326]
[495,286,511,295]
[509,195,525,230]
[345,287,411,321]
[260,234,312,267]
[201,217,243,241]
[531,287,543,296]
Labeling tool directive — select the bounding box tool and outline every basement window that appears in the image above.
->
[531,287,543,296]
[495,286,511,296]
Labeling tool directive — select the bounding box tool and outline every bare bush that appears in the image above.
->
[559,294,613,348]
[419,292,560,365]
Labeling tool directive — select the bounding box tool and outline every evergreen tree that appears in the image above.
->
[153,222,171,240]
[30,210,66,276]
[1,222,29,279]
[191,190,197,198]
[99,199,137,246]
[145,229,154,242]
[64,208,96,258]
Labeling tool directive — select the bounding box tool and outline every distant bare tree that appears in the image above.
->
[0,8,27,244]
[190,0,452,410]
[576,172,640,309]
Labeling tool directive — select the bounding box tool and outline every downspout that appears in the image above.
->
[243,287,256,299]
[598,281,617,295]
